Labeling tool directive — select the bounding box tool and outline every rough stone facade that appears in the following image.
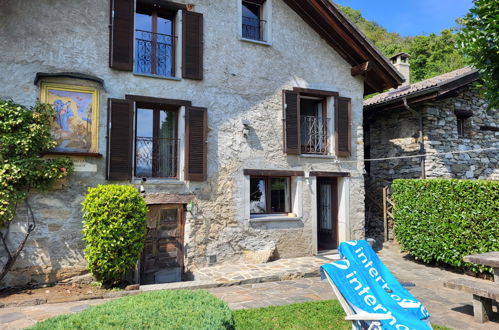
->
[365,84,499,243]
[0,0,371,287]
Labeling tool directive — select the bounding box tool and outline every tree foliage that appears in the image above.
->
[338,5,466,83]
[458,0,499,109]
[0,99,73,227]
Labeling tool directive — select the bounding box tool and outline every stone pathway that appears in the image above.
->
[1,245,498,329]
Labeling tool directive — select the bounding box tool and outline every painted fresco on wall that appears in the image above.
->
[40,83,99,153]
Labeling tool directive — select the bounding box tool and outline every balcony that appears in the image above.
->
[135,137,178,178]
[242,16,266,41]
[135,30,176,77]
[301,116,330,154]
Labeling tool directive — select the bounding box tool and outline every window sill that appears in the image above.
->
[299,154,337,159]
[133,178,184,185]
[240,37,272,47]
[133,73,181,81]
[249,215,302,223]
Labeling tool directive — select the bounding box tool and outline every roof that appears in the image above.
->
[390,52,411,59]
[364,67,479,109]
[282,0,404,95]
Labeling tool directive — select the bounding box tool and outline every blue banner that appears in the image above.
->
[321,261,432,330]
[338,240,430,321]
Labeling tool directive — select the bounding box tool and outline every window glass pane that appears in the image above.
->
[157,16,173,35]
[242,1,261,40]
[270,178,289,213]
[135,13,153,75]
[158,110,177,177]
[156,17,174,77]
[250,178,266,213]
[136,108,154,177]
[136,12,152,32]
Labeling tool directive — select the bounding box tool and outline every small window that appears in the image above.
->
[135,106,178,178]
[250,177,290,214]
[300,96,329,154]
[135,4,176,77]
[457,117,466,137]
[242,1,265,41]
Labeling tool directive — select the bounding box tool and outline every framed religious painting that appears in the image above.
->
[40,83,99,154]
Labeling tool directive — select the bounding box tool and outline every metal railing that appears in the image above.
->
[135,137,178,178]
[301,116,329,154]
[135,30,176,77]
[242,16,266,41]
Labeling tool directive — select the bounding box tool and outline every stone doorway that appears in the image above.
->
[140,204,185,284]
[317,177,338,251]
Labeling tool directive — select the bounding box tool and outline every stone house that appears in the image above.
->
[0,0,403,287]
[364,53,499,243]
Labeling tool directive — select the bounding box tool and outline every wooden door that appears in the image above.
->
[317,177,338,250]
[141,204,184,284]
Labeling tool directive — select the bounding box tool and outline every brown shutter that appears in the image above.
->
[182,11,203,80]
[107,98,134,180]
[283,90,300,154]
[109,0,134,71]
[185,106,207,181]
[335,97,352,157]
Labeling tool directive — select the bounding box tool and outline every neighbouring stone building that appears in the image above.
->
[0,0,403,287]
[364,54,499,243]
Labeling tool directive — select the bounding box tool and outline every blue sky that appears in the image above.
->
[334,0,473,37]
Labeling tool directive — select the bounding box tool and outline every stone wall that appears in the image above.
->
[0,0,366,287]
[365,84,499,243]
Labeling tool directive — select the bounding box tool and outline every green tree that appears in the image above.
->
[0,99,73,282]
[458,0,499,108]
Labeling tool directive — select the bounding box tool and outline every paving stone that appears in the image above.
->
[0,312,25,324]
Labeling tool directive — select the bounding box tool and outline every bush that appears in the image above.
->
[81,184,147,285]
[392,179,499,274]
[30,290,235,330]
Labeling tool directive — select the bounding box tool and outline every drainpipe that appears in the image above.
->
[403,97,426,179]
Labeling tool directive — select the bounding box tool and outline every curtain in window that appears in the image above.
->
[319,183,332,230]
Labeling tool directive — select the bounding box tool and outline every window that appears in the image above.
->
[242,0,266,41]
[300,96,328,154]
[250,177,290,214]
[135,5,176,77]
[457,116,466,137]
[135,105,178,178]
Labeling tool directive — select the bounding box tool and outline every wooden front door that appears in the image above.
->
[317,177,338,251]
[141,204,184,284]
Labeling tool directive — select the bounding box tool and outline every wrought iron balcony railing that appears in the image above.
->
[135,30,176,77]
[135,136,178,178]
[301,116,330,154]
[242,16,266,41]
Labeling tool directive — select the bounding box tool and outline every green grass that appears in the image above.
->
[234,300,350,330]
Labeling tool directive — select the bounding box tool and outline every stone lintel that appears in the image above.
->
[144,193,195,205]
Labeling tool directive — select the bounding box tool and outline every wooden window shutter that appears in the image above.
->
[335,97,352,157]
[283,90,300,154]
[185,106,207,181]
[107,98,134,180]
[109,0,134,71]
[182,11,203,80]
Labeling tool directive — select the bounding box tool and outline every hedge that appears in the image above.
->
[392,179,499,274]
[30,290,235,330]
[81,184,147,285]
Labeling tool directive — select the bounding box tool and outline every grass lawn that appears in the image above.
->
[234,300,452,330]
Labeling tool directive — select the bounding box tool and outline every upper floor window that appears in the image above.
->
[135,5,176,78]
[242,1,265,41]
[300,96,329,154]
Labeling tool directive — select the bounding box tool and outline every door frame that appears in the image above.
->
[316,177,338,251]
[138,203,185,284]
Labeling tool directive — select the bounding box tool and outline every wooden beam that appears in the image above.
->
[309,171,350,177]
[351,61,372,77]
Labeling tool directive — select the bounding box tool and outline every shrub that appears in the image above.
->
[30,290,235,330]
[81,184,147,285]
[392,179,499,274]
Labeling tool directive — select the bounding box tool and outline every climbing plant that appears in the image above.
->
[0,99,73,282]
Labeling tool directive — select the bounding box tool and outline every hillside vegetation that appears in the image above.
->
[338,5,466,83]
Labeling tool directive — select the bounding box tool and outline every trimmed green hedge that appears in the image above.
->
[30,290,235,330]
[392,179,499,274]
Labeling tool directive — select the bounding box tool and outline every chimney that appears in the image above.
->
[390,53,410,87]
